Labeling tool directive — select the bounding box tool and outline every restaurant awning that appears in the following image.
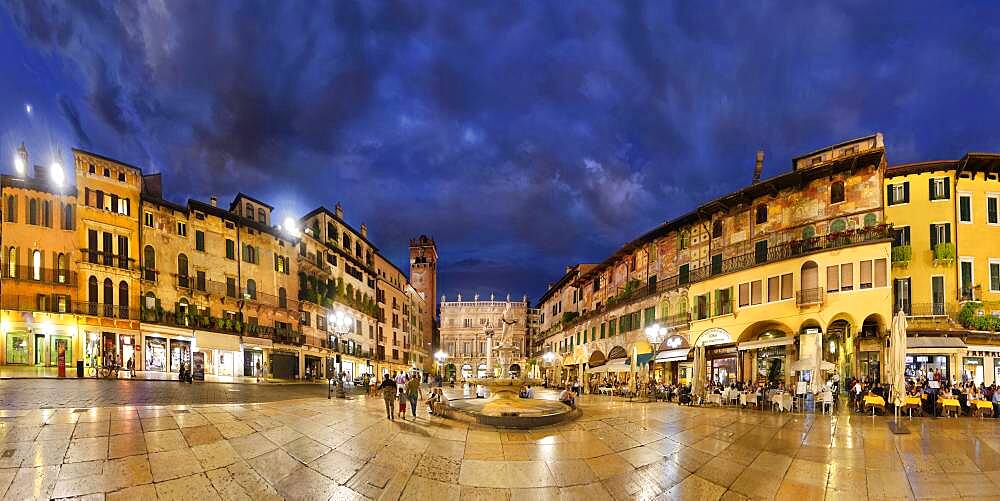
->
[600,358,629,372]
[655,348,692,363]
[627,352,655,366]
[906,337,967,349]
[738,337,794,351]
[789,357,836,372]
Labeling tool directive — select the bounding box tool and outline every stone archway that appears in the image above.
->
[607,346,627,360]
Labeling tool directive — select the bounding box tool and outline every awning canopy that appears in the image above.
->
[738,337,794,351]
[627,352,654,366]
[599,358,629,373]
[789,357,836,372]
[655,348,692,363]
[195,331,241,352]
[907,337,967,349]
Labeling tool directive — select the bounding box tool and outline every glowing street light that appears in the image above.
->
[328,309,354,399]
[282,216,300,236]
[644,323,668,345]
[13,154,24,176]
[50,161,64,187]
[434,350,447,379]
[543,351,556,364]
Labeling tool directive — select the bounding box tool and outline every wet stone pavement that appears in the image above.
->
[1,388,1000,499]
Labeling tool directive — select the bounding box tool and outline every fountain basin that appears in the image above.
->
[446,377,577,428]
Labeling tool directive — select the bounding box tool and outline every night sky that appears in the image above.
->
[1,1,999,304]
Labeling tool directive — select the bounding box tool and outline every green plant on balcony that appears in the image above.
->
[891,245,912,264]
[957,302,1000,332]
[933,242,955,262]
[561,311,579,324]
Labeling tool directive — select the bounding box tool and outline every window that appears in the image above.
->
[695,294,710,320]
[103,168,110,177]
[988,195,998,225]
[754,240,768,264]
[892,226,911,247]
[959,193,972,223]
[327,222,337,240]
[827,266,839,292]
[755,205,767,224]
[930,223,951,250]
[176,222,187,236]
[887,182,909,205]
[196,271,206,291]
[103,278,113,316]
[42,201,51,227]
[751,280,762,305]
[177,254,189,287]
[343,234,351,248]
[226,277,237,298]
[195,230,205,251]
[278,287,287,308]
[600,323,606,339]
[5,196,15,222]
[840,263,854,291]
[246,279,257,299]
[930,177,950,201]
[117,197,129,215]
[27,199,37,225]
[31,250,41,281]
[608,318,616,337]
[990,260,1000,293]
[780,273,793,300]
[711,254,722,275]
[88,164,95,174]
[767,276,779,302]
[243,245,258,264]
[860,260,873,289]
[143,245,156,281]
[56,253,66,283]
[144,211,153,227]
[225,239,235,260]
[960,259,974,298]
[874,258,887,288]
[830,181,845,204]
[678,232,690,251]
[118,172,125,182]
[715,288,732,316]
[738,283,750,307]
[245,203,254,220]
[712,220,723,238]
[61,203,73,230]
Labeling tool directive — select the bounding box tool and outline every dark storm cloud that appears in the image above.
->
[3,0,1000,302]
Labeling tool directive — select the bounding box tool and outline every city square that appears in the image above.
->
[2,1,1000,499]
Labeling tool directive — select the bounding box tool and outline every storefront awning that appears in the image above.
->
[195,331,241,352]
[907,337,967,349]
[600,358,629,372]
[738,337,794,351]
[655,348,692,363]
[627,353,654,366]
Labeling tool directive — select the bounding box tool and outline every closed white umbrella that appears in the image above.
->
[890,309,908,410]
[693,345,705,402]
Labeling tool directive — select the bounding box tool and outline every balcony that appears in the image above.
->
[796,288,824,307]
[2,266,77,287]
[73,301,139,320]
[564,223,893,332]
[140,267,158,283]
[891,245,911,266]
[933,243,955,264]
[80,249,135,271]
[908,302,956,318]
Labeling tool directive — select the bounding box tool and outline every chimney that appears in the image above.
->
[360,223,367,238]
[752,150,764,184]
[334,202,343,219]
[210,195,217,207]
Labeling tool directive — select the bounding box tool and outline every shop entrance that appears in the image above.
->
[706,345,738,386]
[6,333,29,364]
[244,350,263,377]
[145,337,167,371]
[34,334,45,365]
[49,336,72,366]
[216,351,236,376]
[963,357,984,385]
[119,335,135,370]
[169,340,191,373]
[905,354,948,381]
[270,352,298,379]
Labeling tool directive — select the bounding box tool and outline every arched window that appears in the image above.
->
[56,253,66,283]
[119,281,129,318]
[278,287,287,308]
[62,203,73,230]
[7,247,17,278]
[88,276,98,314]
[5,195,16,222]
[41,201,51,227]
[31,250,41,281]
[27,199,37,225]
[103,278,114,317]
[830,181,846,204]
[246,279,257,299]
[800,261,819,304]
[143,245,156,281]
[177,253,188,287]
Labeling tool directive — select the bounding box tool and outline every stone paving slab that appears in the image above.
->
[0,390,999,499]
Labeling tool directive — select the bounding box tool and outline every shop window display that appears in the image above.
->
[145,337,167,371]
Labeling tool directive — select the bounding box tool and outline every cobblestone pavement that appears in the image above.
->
[3,392,1000,500]
[0,379,337,409]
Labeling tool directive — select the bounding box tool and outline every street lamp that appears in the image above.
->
[13,154,24,176]
[50,161,64,187]
[434,350,447,384]
[644,323,668,346]
[329,309,354,398]
[543,351,555,364]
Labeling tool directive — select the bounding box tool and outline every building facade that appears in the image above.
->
[0,146,426,381]
[438,294,530,381]
[535,133,1000,393]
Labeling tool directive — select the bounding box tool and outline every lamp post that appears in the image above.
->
[542,351,555,386]
[644,323,668,385]
[329,310,354,398]
[434,350,447,385]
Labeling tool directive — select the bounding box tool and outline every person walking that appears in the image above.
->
[405,374,423,419]
[379,374,397,420]
[398,376,408,419]
[255,361,262,383]
[126,357,135,378]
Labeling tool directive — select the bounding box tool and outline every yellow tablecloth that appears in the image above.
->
[904,396,921,407]
[940,398,961,408]
[973,400,993,411]
[864,395,886,407]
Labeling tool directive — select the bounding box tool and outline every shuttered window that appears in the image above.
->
[767,276,779,302]
[751,280,762,305]
[860,260,872,289]
[827,266,840,292]
[780,274,793,300]
[874,259,887,288]
[840,263,853,291]
[738,283,750,307]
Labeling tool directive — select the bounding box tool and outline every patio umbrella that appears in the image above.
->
[890,309,908,413]
[692,345,705,401]
[813,330,824,393]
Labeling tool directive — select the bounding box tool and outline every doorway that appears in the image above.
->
[932,276,945,315]
[34,334,45,365]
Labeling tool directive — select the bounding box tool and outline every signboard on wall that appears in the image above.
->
[697,328,733,347]
[192,352,205,381]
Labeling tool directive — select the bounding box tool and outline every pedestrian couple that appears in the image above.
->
[379,373,422,420]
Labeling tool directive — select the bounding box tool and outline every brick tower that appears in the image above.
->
[409,235,439,353]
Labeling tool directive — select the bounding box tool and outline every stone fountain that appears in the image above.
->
[447,301,575,428]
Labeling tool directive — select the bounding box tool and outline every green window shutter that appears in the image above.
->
[960,197,971,222]
[944,178,950,199]
[988,198,998,224]
[600,323,606,338]
[887,184,894,205]
[930,224,937,250]
[903,182,909,203]
[944,223,951,243]
[928,178,936,201]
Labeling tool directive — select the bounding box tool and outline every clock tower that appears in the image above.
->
[409,235,439,352]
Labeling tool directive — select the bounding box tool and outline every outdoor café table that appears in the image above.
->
[972,400,994,417]
[599,387,613,395]
[939,397,961,417]
[771,392,792,412]
[864,395,886,415]
[903,396,922,416]
[706,393,722,406]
